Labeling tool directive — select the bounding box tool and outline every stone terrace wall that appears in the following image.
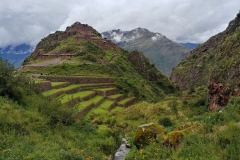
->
[94,88,119,97]
[75,103,95,119]
[40,76,114,84]
[52,82,70,89]
[123,97,136,108]
[37,81,52,92]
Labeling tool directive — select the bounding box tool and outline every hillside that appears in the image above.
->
[102,28,191,77]
[171,13,240,110]
[23,22,177,102]
[1,21,240,159]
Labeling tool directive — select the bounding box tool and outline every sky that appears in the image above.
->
[0,0,240,47]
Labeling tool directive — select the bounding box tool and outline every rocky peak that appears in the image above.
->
[226,12,240,34]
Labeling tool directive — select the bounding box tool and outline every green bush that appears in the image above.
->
[158,117,173,127]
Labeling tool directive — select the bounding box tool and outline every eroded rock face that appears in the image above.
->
[208,79,234,111]
[133,123,165,149]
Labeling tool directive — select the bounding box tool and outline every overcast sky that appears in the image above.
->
[0,0,240,47]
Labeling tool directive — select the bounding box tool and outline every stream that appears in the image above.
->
[114,138,131,160]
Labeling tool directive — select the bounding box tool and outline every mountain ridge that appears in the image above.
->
[23,22,178,102]
[102,28,191,77]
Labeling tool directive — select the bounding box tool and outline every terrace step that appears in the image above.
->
[93,88,119,97]
[39,75,114,84]
[107,94,127,102]
[88,95,105,106]
[51,82,70,89]
[57,90,96,105]
[98,99,116,110]
[117,97,136,108]
[74,101,95,119]
[42,84,82,98]
[78,83,115,91]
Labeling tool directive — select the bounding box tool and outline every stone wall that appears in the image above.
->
[94,88,119,97]
[40,76,114,84]
[64,97,81,106]
[37,81,52,92]
[81,92,96,101]
[107,94,127,101]
[52,82,70,89]
[75,103,95,119]
[107,102,116,110]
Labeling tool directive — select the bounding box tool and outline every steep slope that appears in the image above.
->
[102,28,191,77]
[0,44,33,68]
[23,22,178,102]
[171,13,240,110]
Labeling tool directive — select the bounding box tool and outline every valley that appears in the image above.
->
[0,12,240,160]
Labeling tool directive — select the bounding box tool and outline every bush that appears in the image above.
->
[158,117,173,127]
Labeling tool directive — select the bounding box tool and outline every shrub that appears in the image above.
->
[158,117,173,127]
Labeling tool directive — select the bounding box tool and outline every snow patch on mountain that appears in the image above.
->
[151,33,164,41]
[102,28,146,43]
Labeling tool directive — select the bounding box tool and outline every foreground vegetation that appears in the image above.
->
[1,42,240,160]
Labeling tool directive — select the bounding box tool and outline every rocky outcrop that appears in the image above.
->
[133,123,165,149]
[208,79,234,111]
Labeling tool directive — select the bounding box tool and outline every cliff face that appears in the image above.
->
[171,13,240,110]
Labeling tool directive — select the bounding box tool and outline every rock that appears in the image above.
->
[91,119,101,124]
[133,122,165,149]
[125,144,131,148]
[208,79,234,111]
[162,131,183,149]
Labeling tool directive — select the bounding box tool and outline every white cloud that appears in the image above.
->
[0,0,240,47]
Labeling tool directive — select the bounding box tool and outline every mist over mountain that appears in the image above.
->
[180,42,200,49]
[102,28,191,77]
[0,44,33,68]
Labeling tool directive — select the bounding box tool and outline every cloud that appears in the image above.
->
[0,0,70,47]
[0,0,240,47]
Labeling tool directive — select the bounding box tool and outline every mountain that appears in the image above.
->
[101,28,191,77]
[180,42,200,49]
[23,22,177,102]
[0,44,33,68]
[171,13,240,110]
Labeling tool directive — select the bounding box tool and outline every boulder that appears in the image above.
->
[133,122,165,149]
[162,131,183,149]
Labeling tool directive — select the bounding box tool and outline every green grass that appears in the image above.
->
[111,106,124,112]
[98,99,115,109]
[42,84,81,96]
[108,94,124,99]
[74,101,93,112]
[51,82,68,87]
[87,95,104,105]
[73,91,95,98]
[57,91,95,104]
[94,88,116,91]
[118,97,133,105]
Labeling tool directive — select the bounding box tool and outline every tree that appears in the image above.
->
[0,57,15,97]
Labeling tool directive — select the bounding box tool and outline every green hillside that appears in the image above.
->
[23,22,178,102]
[0,19,239,159]
[171,13,240,111]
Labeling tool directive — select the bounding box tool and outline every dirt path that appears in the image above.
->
[26,58,64,67]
